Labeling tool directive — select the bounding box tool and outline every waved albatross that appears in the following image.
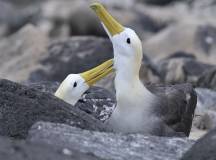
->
[55,59,116,122]
[91,3,197,136]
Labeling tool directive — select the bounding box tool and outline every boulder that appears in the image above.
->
[193,88,216,130]
[143,23,216,65]
[197,67,216,90]
[139,0,186,6]
[0,24,49,82]
[38,0,166,39]
[28,122,194,160]
[29,36,113,82]
[181,127,216,160]
[0,136,102,160]
[156,52,214,84]
[0,1,40,36]
[147,83,197,136]
[0,79,108,138]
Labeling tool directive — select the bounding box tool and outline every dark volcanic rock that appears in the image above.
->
[157,54,214,84]
[193,88,216,130]
[181,127,216,160]
[0,1,40,36]
[0,24,49,82]
[0,136,102,160]
[147,83,197,136]
[28,122,194,160]
[29,36,113,82]
[24,81,60,94]
[197,67,216,90]
[0,79,107,138]
[195,25,216,55]
[140,0,186,6]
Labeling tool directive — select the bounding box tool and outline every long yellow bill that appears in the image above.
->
[80,59,114,86]
[90,2,124,36]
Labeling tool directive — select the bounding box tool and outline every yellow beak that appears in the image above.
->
[80,59,114,86]
[90,2,124,36]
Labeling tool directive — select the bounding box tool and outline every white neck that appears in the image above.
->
[110,50,156,133]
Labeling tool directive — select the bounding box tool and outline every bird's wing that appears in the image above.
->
[146,83,197,136]
[76,86,116,122]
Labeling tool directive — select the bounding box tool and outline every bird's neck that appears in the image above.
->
[114,67,151,100]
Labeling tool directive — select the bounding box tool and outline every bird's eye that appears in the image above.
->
[126,38,131,44]
[73,82,77,88]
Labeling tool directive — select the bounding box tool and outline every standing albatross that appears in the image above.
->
[91,3,197,136]
[55,59,116,121]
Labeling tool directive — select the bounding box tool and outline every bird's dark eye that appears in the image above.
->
[126,38,131,44]
[73,82,77,88]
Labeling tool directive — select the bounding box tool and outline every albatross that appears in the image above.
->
[55,59,116,121]
[91,3,197,136]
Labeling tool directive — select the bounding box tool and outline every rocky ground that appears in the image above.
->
[0,0,216,159]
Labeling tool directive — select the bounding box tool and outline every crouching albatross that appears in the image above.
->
[55,59,116,122]
[91,3,197,136]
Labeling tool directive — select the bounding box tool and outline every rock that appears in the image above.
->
[0,1,40,36]
[181,127,216,160]
[0,24,49,82]
[23,81,60,94]
[147,83,197,136]
[28,122,194,160]
[0,79,108,138]
[0,136,102,160]
[39,0,165,39]
[143,22,216,65]
[193,88,216,130]
[29,36,113,82]
[197,67,216,90]
[196,88,216,112]
[76,86,116,122]
[156,53,214,84]
[194,111,216,130]
[139,0,186,6]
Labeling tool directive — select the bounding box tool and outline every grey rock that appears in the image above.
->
[193,88,216,130]
[181,127,216,160]
[147,83,197,136]
[143,22,216,65]
[0,1,40,36]
[139,0,186,6]
[29,36,113,82]
[0,24,49,82]
[38,0,165,39]
[156,53,214,84]
[77,86,116,122]
[196,88,216,111]
[28,122,194,160]
[0,135,102,160]
[197,67,216,90]
[23,81,60,94]
[0,79,108,138]
[193,111,216,130]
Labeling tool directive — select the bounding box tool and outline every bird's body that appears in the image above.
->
[91,3,197,136]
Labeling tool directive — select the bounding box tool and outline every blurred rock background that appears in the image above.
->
[1,0,216,140]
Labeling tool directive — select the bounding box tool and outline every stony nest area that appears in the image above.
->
[0,0,216,160]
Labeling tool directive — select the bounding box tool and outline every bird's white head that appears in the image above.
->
[55,74,89,105]
[55,59,113,105]
[91,3,143,78]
